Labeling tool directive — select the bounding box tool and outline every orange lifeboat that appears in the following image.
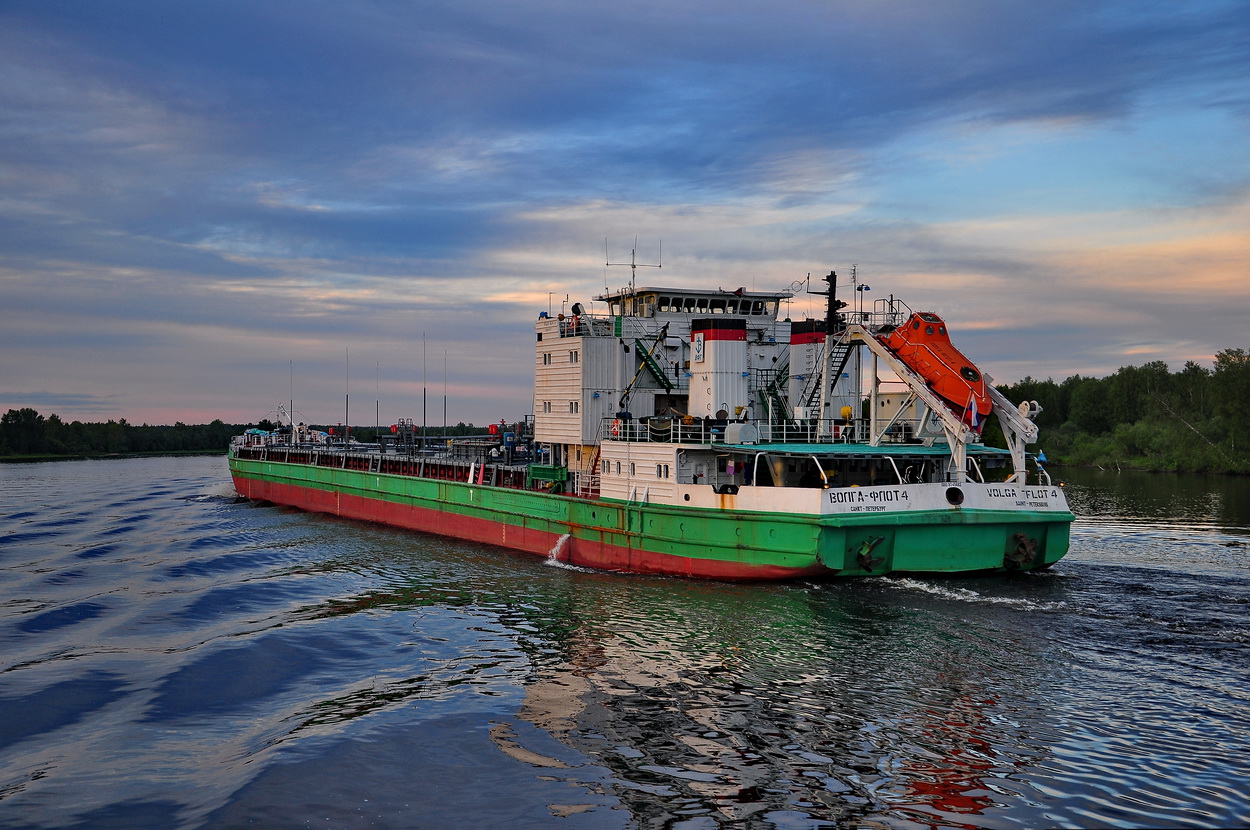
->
[882,312,992,430]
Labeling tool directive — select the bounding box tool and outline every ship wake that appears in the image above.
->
[544,533,589,572]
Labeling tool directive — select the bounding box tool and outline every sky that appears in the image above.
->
[2,0,1248,427]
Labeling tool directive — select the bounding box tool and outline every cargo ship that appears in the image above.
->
[229,270,1072,580]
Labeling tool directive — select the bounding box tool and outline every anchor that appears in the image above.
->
[854,536,886,572]
[1004,532,1038,569]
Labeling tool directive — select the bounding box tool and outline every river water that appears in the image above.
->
[0,456,1247,829]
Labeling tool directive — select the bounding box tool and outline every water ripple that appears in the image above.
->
[0,457,1247,828]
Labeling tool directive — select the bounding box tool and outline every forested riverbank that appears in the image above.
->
[0,409,489,461]
[990,348,1250,474]
[0,413,243,460]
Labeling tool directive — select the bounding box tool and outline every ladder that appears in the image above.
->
[800,337,855,411]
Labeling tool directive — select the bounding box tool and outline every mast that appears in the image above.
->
[816,270,847,438]
[824,270,841,336]
[422,332,427,453]
[606,238,661,295]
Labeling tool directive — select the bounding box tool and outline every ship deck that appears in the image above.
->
[712,441,1012,458]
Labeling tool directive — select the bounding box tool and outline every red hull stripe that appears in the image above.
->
[693,328,747,341]
[231,474,821,581]
[790,331,826,345]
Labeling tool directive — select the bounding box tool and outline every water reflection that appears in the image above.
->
[480,573,1066,827]
[1057,465,1250,533]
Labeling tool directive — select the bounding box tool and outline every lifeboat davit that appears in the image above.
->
[882,312,992,430]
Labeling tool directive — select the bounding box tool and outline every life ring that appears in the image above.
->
[611,419,621,436]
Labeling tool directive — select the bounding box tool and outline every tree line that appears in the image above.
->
[0,410,497,459]
[988,348,1250,474]
[0,411,244,457]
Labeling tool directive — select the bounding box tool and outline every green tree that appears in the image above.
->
[0,408,46,454]
[1068,377,1112,435]
[1213,348,1250,452]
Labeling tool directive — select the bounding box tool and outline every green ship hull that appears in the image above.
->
[230,453,1072,580]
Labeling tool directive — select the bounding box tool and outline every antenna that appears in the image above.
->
[606,237,661,293]
[422,332,428,451]
[851,263,871,315]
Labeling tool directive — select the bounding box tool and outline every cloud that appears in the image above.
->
[1,0,1247,423]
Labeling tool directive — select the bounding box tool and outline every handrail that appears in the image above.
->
[884,455,904,485]
[810,455,829,487]
[600,415,932,446]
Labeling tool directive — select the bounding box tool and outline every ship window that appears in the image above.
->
[664,464,670,478]
[543,401,552,413]
[765,301,777,315]
[569,350,579,363]
[542,353,552,365]
[939,326,946,335]
[616,462,621,474]
[630,462,636,476]
[656,464,663,478]
[925,325,934,335]
[569,401,579,414]
[695,299,709,314]
[752,301,765,314]
[913,321,920,330]
[658,296,672,312]
[710,299,726,314]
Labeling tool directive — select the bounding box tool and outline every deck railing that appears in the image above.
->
[599,417,928,445]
